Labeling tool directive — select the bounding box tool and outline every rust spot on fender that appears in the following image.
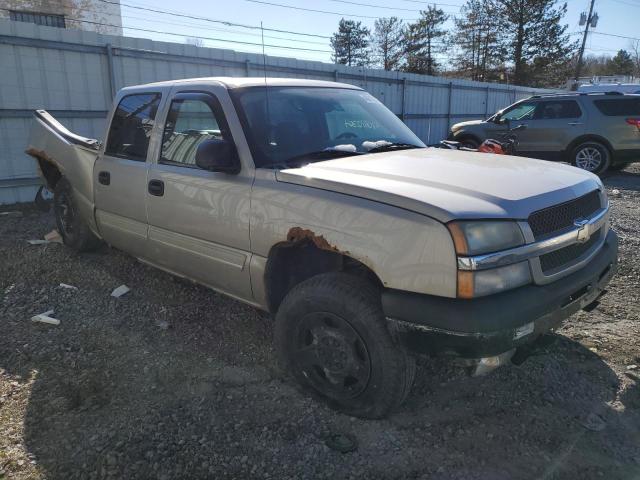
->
[286,227,341,252]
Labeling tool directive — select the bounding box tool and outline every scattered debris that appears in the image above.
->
[0,211,22,217]
[59,283,78,290]
[611,189,621,196]
[27,239,50,245]
[44,229,63,244]
[111,285,130,298]
[627,364,638,370]
[157,320,170,330]
[582,413,606,432]
[31,309,60,326]
[325,433,358,453]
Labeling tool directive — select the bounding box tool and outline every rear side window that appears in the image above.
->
[535,100,582,119]
[593,98,640,116]
[106,93,161,161]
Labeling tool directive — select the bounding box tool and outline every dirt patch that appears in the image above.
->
[1,167,639,479]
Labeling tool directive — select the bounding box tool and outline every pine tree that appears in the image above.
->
[452,0,500,81]
[331,19,371,67]
[607,50,635,76]
[371,17,404,71]
[403,6,448,75]
[490,0,576,87]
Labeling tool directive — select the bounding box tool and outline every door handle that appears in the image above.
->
[98,171,110,185]
[148,179,164,196]
[568,122,583,126]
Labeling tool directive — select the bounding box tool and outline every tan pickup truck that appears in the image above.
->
[26,78,618,418]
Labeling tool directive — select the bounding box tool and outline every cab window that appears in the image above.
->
[160,94,229,168]
[106,93,161,161]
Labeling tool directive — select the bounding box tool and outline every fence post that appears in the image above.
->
[105,43,117,99]
[446,81,453,131]
[401,78,407,121]
[485,86,490,117]
[245,59,251,76]
[334,69,338,82]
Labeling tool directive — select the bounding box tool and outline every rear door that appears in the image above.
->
[144,88,253,301]
[513,99,585,159]
[94,91,165,257]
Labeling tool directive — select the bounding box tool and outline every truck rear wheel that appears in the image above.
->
[53,177,102,252]
[274,272,415,419]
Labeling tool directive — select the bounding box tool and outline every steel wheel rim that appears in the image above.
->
[575,147,603,172]
[293,312,371,400]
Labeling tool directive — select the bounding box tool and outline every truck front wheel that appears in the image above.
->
[53,177,102,252]
[275,272,415,419]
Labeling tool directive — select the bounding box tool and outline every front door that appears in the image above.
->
[512,99,586,160]
[145,90,253,301]
[94,91,163,258]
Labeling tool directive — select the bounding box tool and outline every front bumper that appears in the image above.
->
[383,229,618,358]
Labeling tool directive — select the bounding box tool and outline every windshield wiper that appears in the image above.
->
[284,148,363,167]
[366,142,424,153]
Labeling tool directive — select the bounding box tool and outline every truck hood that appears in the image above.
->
[275,148,602,223]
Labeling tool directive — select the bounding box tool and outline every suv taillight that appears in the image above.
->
[626,118,640,131]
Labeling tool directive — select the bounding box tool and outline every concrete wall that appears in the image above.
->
[0,19,555,204]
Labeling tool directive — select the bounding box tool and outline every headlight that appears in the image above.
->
[457,261,531,298]
[447,221,524,255]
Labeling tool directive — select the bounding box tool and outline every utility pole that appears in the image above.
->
[573,0,598,88]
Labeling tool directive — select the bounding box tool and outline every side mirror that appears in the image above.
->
[195,138,240,174]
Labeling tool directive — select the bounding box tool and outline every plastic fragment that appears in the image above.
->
[111,285,130,298]
[44,230,63,243]
[59,283,78,290]
[31,310,60,326]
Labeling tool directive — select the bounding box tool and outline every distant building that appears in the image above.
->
[0,0,122,35]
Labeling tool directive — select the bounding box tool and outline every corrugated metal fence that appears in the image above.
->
[0,19,555,204]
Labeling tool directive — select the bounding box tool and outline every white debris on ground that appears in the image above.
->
[111,285,130,298]
[58,283,78,290]
[30,310,60,326]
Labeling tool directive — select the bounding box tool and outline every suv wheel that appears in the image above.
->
[459,137,480,149]
[274,272,415,419]
[54,177,102,252]
[572,142,611,175]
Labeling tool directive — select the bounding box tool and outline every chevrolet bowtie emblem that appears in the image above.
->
[574,218,590,243]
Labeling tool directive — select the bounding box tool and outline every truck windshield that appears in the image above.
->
[230,87,425,168]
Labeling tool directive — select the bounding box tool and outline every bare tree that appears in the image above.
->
[630,40,640,77]
[185,37,205,48]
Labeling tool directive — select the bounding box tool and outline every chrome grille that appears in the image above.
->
[528,190,601,240]
[539,229,601,273]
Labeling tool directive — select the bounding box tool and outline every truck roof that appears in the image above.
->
[120,77,362,91]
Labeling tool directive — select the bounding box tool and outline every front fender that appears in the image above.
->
[250,171,458,302]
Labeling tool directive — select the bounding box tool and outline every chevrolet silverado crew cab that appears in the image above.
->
[26,78,618,419]
[448,92,640,175]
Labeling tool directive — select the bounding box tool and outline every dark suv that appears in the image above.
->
[448,92,640,174]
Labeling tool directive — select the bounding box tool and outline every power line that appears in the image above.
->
[244,0,422,20]
[324,0,464,11]
[96,0,332,39]
[0,9,333,53]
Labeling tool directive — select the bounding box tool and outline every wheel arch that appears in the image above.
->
[565,134,614,160]
[264,237,383,315]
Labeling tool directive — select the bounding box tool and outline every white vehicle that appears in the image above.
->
[577,83,640,95]
[26,78,618,418]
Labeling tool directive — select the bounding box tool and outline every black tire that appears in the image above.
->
[571,141,611,175]
[275,272,415,419]
[53,177,102,252]
[458,137,480,149]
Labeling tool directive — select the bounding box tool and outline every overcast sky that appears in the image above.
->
[114,0,639,67]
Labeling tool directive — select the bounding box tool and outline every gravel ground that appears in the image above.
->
[1,166,639,480]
